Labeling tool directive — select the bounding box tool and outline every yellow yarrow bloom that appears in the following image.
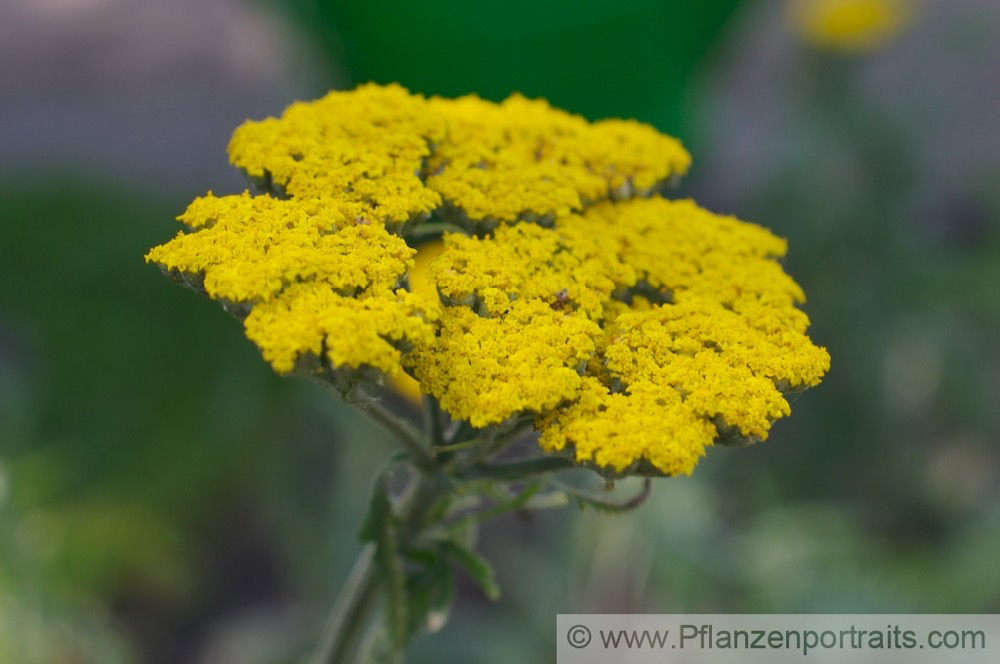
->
[147,192,412,303]
[147,83,829,477]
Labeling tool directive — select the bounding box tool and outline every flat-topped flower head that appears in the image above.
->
[147,83,829,477]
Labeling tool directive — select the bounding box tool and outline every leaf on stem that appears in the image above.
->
[358,467,410,656]
[402,546,454,635]
[440,539,501,602]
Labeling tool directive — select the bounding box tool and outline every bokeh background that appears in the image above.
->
[2,0,999,661]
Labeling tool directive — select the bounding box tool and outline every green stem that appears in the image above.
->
[346,387,438,474]
[432,435,489,455]
[460,455,576,481]
[444,481,542,531]
[312,468,450,664]
[550,477,653,513]
[316,393,577,662]
[460,418,535,470]
[309,544,380,664]
[423,395,444,447]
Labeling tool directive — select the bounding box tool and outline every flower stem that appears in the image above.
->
[432,437,488,455]
[460,455,576,481]
[309,544,380,664]
[422,395,445,447]
[346,387,438,474]
[311,466,452,664]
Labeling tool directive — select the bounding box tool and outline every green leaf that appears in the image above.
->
[358,454,406,543]
[402,546,454,636]
[446,480,544,529]
[356,462,410,657]
[376,510,408,656]
[441,539,501,602]
[425,566,454,633]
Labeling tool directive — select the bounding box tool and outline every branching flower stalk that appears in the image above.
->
[146,84,830,662]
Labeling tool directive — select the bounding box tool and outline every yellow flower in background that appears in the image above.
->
[147,84,829,477]
[786,0,916,52]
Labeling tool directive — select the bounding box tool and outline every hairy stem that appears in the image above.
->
[309,544,380,664]
[312,466,452,664]
[346,387,438,474]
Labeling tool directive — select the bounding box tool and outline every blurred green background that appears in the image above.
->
[1,0,998,662]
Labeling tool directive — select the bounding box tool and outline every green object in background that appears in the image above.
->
[0,178,384,662]
[282,0,742,133]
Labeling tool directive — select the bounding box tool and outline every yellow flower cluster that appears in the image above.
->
[410,299,601,428]
[413,197,830,475]
[228,84,447,228]
[146,191,438,375]
[425,94,690,224]
[148,83,829,477]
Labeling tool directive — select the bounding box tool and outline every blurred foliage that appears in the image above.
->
[0,179,406,662]
[0,595,131,664]
[271,0,741,133]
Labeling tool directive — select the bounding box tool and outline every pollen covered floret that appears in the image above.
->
[245,283,438,375]
[146,192,413,303]
[228,83,448,228]
[537,297,827,476]
[429,220,634,321]
[415,196,830,476]
[408,300,602,428]
[146,191,435,376]
[225,84,689,230]
[148,83,829,478]
[537,378,719,477]
[426,94,691,225]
